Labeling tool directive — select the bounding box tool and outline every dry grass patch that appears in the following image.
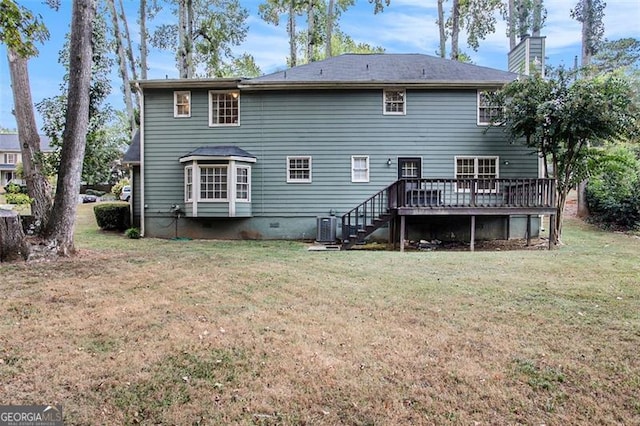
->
[1,205,639,424]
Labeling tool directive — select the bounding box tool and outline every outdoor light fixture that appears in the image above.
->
[387,158,392,166]
[503,160,510,166]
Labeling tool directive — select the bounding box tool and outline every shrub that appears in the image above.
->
[94,203,131,231]
[4,182,28,194]
[112,178,130,199]
[125,227,141,239]
[5,192,32,205]
[587,145,640,230]
[86,189,106,197]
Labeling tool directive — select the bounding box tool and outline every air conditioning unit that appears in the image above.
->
[316,216,337,243]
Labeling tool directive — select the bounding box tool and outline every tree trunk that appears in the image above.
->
[307,0,315,63]
[139,0,148,79]
[437,0,446,58]
[508,0,516,49]
[178,0,188,78]
[118,0,140,121]
[450,0,460,61]
[44,0,96,256]
[532,0,543,36]
[186,0,193,78]
[107,0,135,131]
[325,0,334,58]
[0,210,29,262]
[581,0,591,66]
[7,49,53,232]
[288,0,297,67]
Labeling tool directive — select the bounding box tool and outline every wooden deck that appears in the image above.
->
[341,178,557,251]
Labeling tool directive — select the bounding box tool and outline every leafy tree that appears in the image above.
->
[44,0,97,255]
[571,0,606,67]
[151,0,254,78]
[593,37,640,74]
[586,144,640,230]
[504,0,546,50]
[501,68,637,244]
[437,0,504,61]
[37,15,126,186]
[1,0,53,228]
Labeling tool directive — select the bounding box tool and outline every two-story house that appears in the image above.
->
[125,39,556,250]
[0,134,53,188]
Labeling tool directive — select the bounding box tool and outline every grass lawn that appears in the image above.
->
[1,204,639,424]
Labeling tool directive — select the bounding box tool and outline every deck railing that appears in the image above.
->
[397,178,556,209]
[341,178,556,247]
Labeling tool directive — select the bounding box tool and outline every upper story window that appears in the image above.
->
[351,156,370,183]
[383,89,406,115]
[209,91,239,126]
[3,153,18,164]
[455,156,499,192]
[287,156,312,183]
[477,90,503,125]
[174,91,191,117]
[200,165,228,200]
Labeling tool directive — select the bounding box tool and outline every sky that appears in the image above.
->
[1,0,639,131]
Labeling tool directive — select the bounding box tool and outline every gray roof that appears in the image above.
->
[0,134,53,151]
[122,130,140,164]
[180,146,256,160]
[246,54,517,86]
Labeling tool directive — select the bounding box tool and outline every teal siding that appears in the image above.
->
[195,203,229,216]
[142,87,538,238]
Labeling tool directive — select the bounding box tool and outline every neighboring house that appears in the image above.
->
[0,134,53,187]
[125,36,556,249]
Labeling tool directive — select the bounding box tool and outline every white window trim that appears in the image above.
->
[235,165,251,202]
[454,156,500,193]
[351,155,370,183]
[209,90,240,127]
[184,165,193,202]
[174,91,191,118]
[383,89,406,115]
[198,165,229,202]
[286,156,312,183]
[477,90,504,126]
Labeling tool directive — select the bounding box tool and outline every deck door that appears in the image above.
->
[398,157,422,188]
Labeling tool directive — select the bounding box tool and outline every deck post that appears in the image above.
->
[400,215,406,253]
[548,214,556,250]
[470,215,476,252]
[526,215,532,246]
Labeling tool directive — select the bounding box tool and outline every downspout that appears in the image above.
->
[137,82,146,237]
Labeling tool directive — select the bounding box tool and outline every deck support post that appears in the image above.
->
[548,214,556,250]
[526,215,532,246]
[470,215,476,252]
[400,215,406,253]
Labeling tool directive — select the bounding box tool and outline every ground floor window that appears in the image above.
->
[200,166,228,200]
[236,166,250,201]
[287,156,312,183]
[351,156,369,183]
[185,166,193,201]
[455,156,499,192]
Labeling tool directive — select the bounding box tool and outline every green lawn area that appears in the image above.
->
[1,204,639,424]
